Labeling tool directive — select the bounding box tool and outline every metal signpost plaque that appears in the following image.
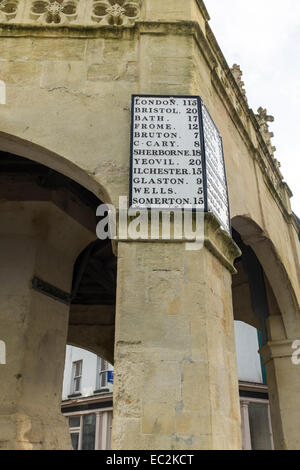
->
[130,95,231,234]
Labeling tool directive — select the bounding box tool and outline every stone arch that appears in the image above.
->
[0,134,118,363]
[68,238,117,365]
[67,321,115,365]
[232,215,300,340]
[0,130,112,205]
[0,136,118,449]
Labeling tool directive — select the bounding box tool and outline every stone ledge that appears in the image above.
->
[0,19,199,37]
[67,393,82,398]
[94,388,110,394]
[204,212,241,274]
[113,212,241,274]
[260,340,299,364]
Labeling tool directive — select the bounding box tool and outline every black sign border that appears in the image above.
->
[199,100,232,235]
[129,94,231,235]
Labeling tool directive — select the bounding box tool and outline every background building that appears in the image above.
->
[62,346,114,450]
[234,322,274,450]
[62,321,274,450]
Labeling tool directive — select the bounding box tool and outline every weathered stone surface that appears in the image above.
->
[0,202,94,450]
[112,216,242,450]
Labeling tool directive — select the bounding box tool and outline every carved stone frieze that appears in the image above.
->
[92,0,140,26]
[30,0,78,24]
[0,0,19,21]
[0,0,141,26]
[256,107,277,157]
[231,64,248,102]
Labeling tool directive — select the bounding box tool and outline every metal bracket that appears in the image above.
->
[32,277,71,305]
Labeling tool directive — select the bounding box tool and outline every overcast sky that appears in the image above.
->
[205,0,300,215]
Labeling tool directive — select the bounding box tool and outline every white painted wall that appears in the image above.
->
[62,346,113,400]
[234,321,263,384]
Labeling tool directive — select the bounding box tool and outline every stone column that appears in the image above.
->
[0,201,93,450]
[95,412,101,450]
[260,339,300,450]
[112,214,242,450]
[240,401,251,450]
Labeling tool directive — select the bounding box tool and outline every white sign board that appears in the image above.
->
[130,95,231,234]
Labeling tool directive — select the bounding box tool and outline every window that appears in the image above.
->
[97,357,108,389]
[68,414,95,450]
[81,414,96,450]
[69,416,80,427]
[71,360,82,394]
[70,432,80,450]
[240,398,274,450]
[106,411,113,450]
[68,416,81,450]
[67,411,113,450]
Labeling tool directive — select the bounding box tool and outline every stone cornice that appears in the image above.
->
[206,25,285,167]
[195,0,210,22]
[204,23,294,222]
[204,213,241,274]
[195,24,294,229]
[260,340,299,364]
[0,20,136,38]
[112,211,241,274]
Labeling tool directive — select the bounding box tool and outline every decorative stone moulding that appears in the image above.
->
[92,0,140,26]
[30,0,78,24]
[0,0,141,26]
[256,107,277,157]
[214,62,284,198]
[0,0,19,21]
